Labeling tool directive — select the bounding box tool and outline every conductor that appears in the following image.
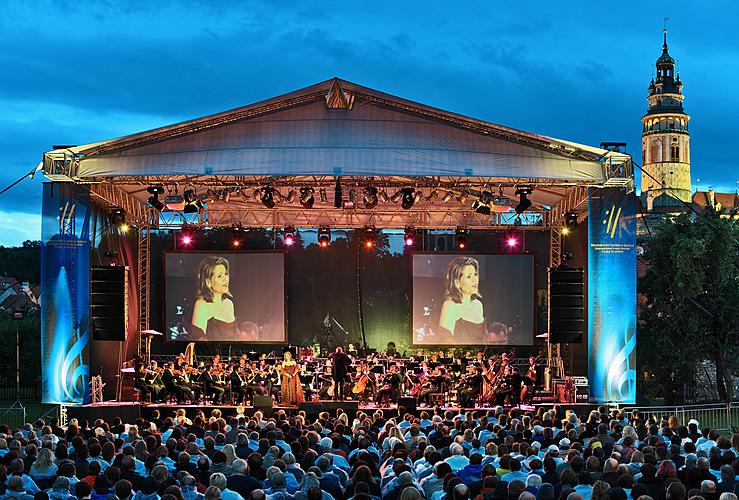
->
[328,347,352,400]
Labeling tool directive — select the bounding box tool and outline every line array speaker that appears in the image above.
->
[90,266,128,341]
[549,266,583,343]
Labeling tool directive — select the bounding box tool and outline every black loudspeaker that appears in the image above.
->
[549,266,584,343]
[253,395,274,417]
[91,266,128,341]
[398,397,417,412]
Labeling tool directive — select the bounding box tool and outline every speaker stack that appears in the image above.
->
[90,266,128,341]
[548,266,584,343]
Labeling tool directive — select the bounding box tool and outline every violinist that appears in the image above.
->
[458,364,482,407]
[180,362,201,401]
[162,362,193,403]
[202,364,226,404]
[376,364,401,405]
[229,364,247,405]
[417,365,443,406]
[134,361,162,402]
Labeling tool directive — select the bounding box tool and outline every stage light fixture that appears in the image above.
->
[111,208,128,232]
[363,187,379,209]
[334,181,343,209]
[515,187,533,214]
[231,226,244,248]
[390,190,403,203]
[401,187,416,210]
[455,227,468,249]
[317,226,331,247]
[319,187,328,203]
[180,228,194,247]
[260,187,276,209]
[286,189,298,203]
[413,190,423,205]
[147,185,165,211]
[363,226,378,248]
[564,211,578,229]
[426,190,438,204]
[472,191,493,215]
[378,190,389,204]
[404,226,416,247]
[183,189,203,214]
[442,191,454,203]
[299,187,315,209]
[561,226,571,236]
[506,235,519,248]
[283,226,296,246]
[457,192,468,205]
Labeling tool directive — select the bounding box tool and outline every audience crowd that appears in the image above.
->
[0,406,737,500]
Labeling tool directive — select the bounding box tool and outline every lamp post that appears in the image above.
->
[12,309,23,400]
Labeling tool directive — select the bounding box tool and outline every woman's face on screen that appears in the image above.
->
[208,264,229,295]
[457,264,479,296]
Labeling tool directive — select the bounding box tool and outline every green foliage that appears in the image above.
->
[0,316,41,392]
[638,209,739,402]
[0,241,41,283]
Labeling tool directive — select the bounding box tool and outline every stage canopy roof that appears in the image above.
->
[42,78,632,229]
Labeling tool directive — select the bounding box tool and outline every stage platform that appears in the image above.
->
[64,399,600,423]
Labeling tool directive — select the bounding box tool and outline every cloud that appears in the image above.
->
[0,210,42,246]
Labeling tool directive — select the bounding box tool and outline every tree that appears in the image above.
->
[638,208,739,402]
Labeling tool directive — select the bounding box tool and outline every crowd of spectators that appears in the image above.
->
[0,406,737,500]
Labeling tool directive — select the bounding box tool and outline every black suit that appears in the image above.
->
[202,370,225,404]
[329,351,352,400]
[162,369,192,403]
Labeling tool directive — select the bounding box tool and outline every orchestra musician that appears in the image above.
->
[350,363,373,402]
[229,364,247,405]
[162,362,193,403]
[376,364,401,405]
[458,364,483,407]
[134,361,162,402]
[201,364,226,404]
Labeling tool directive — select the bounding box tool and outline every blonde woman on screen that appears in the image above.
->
[438,257,507,344]
[190,256,237,341]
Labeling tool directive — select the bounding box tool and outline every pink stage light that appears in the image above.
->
[284,234,295,246]
[404,236,415,246]
[181,234,192,246]
[506,236,518,248]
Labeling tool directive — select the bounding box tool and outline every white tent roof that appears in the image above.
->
[47,78,627,183]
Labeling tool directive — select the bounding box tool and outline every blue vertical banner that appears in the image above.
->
[41,183,92,404]
[588,187,637,404]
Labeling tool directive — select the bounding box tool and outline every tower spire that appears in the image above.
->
[663,16,669,52]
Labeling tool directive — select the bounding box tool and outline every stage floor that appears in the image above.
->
[65,399,598,423]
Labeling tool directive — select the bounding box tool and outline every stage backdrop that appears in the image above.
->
[412,254,534,346]
[588,187,637,404]
[41,183,92,404]
[165,252,285,342]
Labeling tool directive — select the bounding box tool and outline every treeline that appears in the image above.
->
[0,240,41,283]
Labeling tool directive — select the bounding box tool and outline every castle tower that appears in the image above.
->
[641,29,691,210]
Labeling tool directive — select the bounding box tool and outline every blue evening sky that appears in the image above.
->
[1,0,737,246]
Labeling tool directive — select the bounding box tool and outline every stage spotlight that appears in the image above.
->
[111,208,128,232]
[363,187,378,209]
[183,189,203,214]
[319,187,328,203]
[299,187,315,209]
[180,228,194,247]
[515,187,533,214]
[283,226,296,246]
[413,190,423,205]
[378,189,389,204]
[147,185,165,211]
[506,235,519,248]
[564,211,578,229]
[390,189,403,203]
[401,187,416,210]
[317,226,331,247]
[231,226,244,248]
[404,226,416,247]
[426,190,438,204]
[442,191,454,203]
[561,226,570,236]
[363,226,378,248]
[472,191,493,215]
[286,189,298,203]
[455,227,468,249]
[334,181,343,209]
[457,192,468,205]
[260,187,276,209]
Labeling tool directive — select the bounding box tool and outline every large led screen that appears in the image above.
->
[412,254,534,345]
[165,252,285,342]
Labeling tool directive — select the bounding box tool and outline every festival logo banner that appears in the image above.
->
[41,183,92,404]
[587,187,637,403]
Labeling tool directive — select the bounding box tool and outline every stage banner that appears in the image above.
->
[587,187,637,404]
[41,183,92,404]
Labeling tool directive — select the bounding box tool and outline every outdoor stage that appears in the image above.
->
[64,399,601,423]
[40,77,638,410]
